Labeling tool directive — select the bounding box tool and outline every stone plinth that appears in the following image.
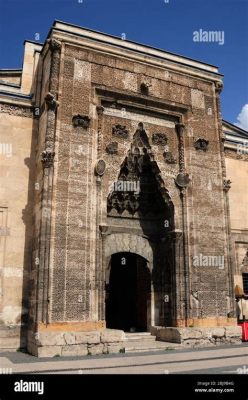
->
[27,329,125,357]
[152,326,242,347]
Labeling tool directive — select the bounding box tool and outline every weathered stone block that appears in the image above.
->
[104,343,124,354]
[156,327,181,343]
[200,328,215,339]
[37,345,62,358]
[179,328,202,340]
[155,326,240,346]
[36,332,66,346]
[100,329,125,343]
[211,328,225,338]
[225,326,242,338]
[87,343,104,355]
[64,332,76,345]
[150,326,161,336]
[195,339,214,348]
[27,341,38,356]
[61,344,88,356]
[75,331,100,344]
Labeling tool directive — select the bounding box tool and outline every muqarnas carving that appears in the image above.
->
[72,115,91,128]
[107,123,173,219]
[112,124,129,138]
[163,151,176,164]
[152,133,168,146]
[106,142,118,155]
[194,138,209,151]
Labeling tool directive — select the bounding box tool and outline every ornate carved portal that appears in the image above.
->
[105,123,176,329]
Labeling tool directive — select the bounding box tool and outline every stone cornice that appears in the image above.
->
[49,22,222,83]
[0,102,33,117]
[53,21,219,73]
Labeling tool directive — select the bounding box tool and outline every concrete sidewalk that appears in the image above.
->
[0,344,247,374]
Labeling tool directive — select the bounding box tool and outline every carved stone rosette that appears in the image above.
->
[72,115,91,128]
[112,124,129,138]
[194,138,209,151]
[152,133,168,146]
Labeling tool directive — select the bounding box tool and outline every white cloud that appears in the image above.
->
[234,104,248,131]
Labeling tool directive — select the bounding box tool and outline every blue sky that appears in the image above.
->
[0,0,247,127]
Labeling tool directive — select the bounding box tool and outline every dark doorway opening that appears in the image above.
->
[106,252,150,332]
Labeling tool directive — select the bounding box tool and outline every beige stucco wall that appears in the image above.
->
[0,41,42,331]
[226,156,248,318]
[0,111,35,325]
[226,157,248,230]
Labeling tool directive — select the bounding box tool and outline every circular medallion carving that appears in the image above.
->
[175,173,190,188]
[95,159,106,176]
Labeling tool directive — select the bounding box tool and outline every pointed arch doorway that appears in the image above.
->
[104,122,176,331]
[106,252,151,332]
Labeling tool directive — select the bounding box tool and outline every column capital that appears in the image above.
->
[223,178,231,192]
[45,92,59,111]
[96,105,105,115]
[41,149,55,168]
[48,38,62,52]
[175,122,185,136]
[215,81,224,93]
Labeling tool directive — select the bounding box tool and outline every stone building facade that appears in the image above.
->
[0,21,247,355]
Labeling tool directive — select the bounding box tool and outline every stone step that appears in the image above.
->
[0,337,23,350]
[0,326,22,338]
[125,332,153,336]
[124,332,156,341]
[124,339,181,353]
[0,324,27,351]
[124,331,182,353]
